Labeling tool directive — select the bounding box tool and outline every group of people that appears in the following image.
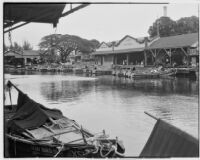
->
[112,67,136,78]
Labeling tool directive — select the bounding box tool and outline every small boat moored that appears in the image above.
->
[4,81,125,158]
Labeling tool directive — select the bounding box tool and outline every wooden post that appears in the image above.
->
[144,50,147,66]
[144,111,158,120]
[126,54,129,65]
[169,48,172,67]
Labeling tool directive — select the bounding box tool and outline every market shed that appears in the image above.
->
[93,35,157,67]
[145,33,198,66]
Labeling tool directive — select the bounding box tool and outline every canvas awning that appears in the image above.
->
[7,91,64,133]
[4,3,90,33]
[4,4,66,28]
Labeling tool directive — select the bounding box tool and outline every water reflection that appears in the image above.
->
[40,81,94,103]
[4,73,198,156]
[97,76,198,96]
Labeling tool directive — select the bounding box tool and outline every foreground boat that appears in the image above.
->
[4,81,125,158]
[140,112,199,158]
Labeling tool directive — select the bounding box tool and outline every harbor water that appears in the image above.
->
[4,72,199,157]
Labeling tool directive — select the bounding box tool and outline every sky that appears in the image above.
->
[3,1,199,50]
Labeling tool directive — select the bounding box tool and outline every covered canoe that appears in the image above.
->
[4,81,125,158]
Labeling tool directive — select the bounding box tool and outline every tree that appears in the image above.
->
[22,40,33,50]
[39,34,59,63]
[39,34,73,63]
[148,16,199,37]
[175,16,198,34]
[3,43,9,52]
[10,42,22,51]
[90,39,100,51]
[148,17,176,37]
[39,34,100,63]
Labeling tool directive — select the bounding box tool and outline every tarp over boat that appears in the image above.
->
[140,119,199,157]
[7,92,64,133]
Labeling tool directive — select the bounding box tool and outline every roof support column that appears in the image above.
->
[114,55,117,65]
[126,54,130,65]
[164,48,172,66]
[150,49,157,66]
[102,56,104,65]
[24,58,27,66]
[181,47,189,66]
[144,50,147,66]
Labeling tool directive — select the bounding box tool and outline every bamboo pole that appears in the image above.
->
[144,111,158,120]
[8,87,12,106]
[7,80,23,93]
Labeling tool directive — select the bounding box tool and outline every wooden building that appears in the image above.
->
[93,35,157,68]
[4,50,40,66]
[145,33,198,67]
[93,33,199,68]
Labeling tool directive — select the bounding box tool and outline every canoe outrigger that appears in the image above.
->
[4,80,125,158]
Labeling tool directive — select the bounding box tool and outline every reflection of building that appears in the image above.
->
[4,50,40,65]
[93,33,199,68]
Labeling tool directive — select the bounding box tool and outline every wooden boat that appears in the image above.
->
[4,81,125,158]
[159,68,177,77]
[131,72,160,79]
[73,68,84,74]
[131,68,176,79]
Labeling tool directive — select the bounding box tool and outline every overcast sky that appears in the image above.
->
[4,2,199,49]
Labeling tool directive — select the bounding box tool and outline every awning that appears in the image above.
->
[4,3,66,28]
[4,3,90,33]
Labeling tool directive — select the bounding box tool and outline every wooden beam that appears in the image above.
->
[149,49,156,58]
[163,48,170,57]
[4,20,20,28]
[4,8,63,33]
[144,50,147,66]
[4,22,30,33]
[180,47,188,57]
[61,3,90,17]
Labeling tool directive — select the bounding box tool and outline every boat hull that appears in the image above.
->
[5,134,123,158]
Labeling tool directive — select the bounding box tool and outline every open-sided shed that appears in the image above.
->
[145,33,198,66]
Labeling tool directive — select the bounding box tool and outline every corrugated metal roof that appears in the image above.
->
[93,48,144,55]
[148,33,198,49]
[4,50,40,58]
[23,50,40,56]
[4,50,22,57]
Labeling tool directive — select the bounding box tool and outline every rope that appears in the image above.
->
[14,137,16,156]
[8,87,12,107]
[99,144,114,158]
[8,25,13,47]
[112,145,125,157]
[53,143,64,157]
